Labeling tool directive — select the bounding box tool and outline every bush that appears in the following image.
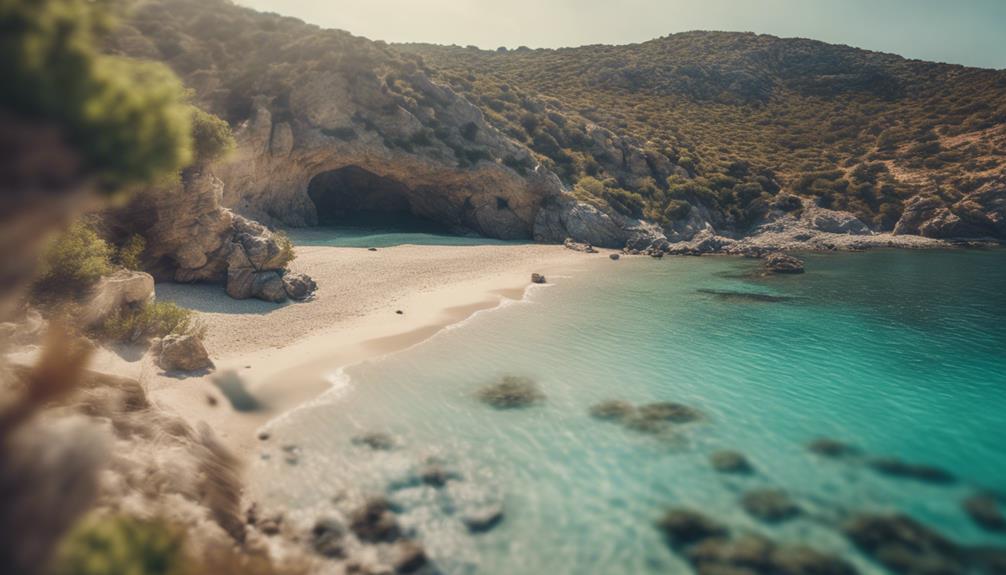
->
[190,106,235,164]
[116,234,146,271]
[96,301,204,343]
[273,230,296,266]
[35,222,113,293]
[53,515,187,575]
[0,0,194,190]
[664,199,692,220]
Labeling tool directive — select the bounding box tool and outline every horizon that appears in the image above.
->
[237,0,1006,70]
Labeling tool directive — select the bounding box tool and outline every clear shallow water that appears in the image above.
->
[288,226,520,248]
[252,249,1006,574]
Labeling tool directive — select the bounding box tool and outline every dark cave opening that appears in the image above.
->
[307,165,450,232]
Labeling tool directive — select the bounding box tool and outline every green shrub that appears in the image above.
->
[96,301,204,343]
[273,230,296,266]
[190,106,235,164]
[35,222,113,293]
[53,515,187,575]
[0,0,193,190]
[663,199,692,220]
[116,234,146,271]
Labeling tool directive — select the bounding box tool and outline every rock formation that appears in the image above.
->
[105,169,314,303]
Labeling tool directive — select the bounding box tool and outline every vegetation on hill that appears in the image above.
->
[404,35,1006,230]
[108,0,1006,235]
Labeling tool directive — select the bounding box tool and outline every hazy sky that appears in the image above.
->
[236,0,1006,69]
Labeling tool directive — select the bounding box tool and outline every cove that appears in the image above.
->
[250,249,1006,574]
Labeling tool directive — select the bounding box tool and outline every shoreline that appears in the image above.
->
[144,243,602,458]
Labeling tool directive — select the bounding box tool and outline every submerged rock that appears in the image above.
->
[740,489,801,523]
[350,497,402,543]
[155,334,212,372]
[462,505,505,533]
[351,431,396,451]
[311,516,346,558]
[685,534,856,575]
[393,540,428,573]
[842,513,966,575]
[867,457,956,485]
[963,494,1006,532]
[697,288,791,303]
[636,402,703,424]
[588,399,637,422]
[710,450,755,475]
[656,509,728,549]
[807,438,859,459]
[764,252,805,274]
[476,376,544,409]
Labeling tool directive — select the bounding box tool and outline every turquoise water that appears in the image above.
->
[288,226,519,248]
[252,249,1006,574]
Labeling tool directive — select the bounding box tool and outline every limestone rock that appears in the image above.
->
[803,206,871,235]
[84,270,155,326]
[764,252,805,274]
[155,334,212,372]
[251,271,287,303]
[282,272,317,300]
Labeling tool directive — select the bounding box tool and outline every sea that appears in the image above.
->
[252,231,1006,574]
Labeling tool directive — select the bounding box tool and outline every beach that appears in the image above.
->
[124,242,599,456]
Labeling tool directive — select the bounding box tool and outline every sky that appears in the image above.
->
[236,0,1006,69]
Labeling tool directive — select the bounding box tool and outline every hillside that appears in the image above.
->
[403,34,1006,233]
[111,0,1006,244]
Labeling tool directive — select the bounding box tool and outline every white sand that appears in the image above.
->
[137,243,605,456]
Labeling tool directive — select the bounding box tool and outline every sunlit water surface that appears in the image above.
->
[251,249,1006,574]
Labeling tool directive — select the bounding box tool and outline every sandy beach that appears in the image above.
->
[108,242,602,456]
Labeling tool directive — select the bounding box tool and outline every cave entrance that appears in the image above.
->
[307,166,448,232]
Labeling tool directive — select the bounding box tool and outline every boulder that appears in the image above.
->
[251,271,287,303]
[531,273,546,284]
[764,252,805,274]
[282,272,317,300]
[155,334,212,372]
[84,270,155,325]
[710,450,754,475]
[804,207,871,235]
[609,253,620,260]
[476,375,544,409]
[349,497,401,543]
[562,237,597,253]
[740,489,801,523]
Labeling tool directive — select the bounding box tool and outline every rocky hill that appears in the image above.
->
[111,0,1005,249]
